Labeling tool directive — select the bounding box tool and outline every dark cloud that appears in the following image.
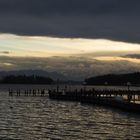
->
[0,0,139,15]
[0,0,139,43]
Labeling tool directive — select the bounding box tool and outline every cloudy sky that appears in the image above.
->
[0,0,140,80]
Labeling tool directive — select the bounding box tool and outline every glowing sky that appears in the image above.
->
[0,34,140,58]
[0,34,140,80]
[0,0,139,80]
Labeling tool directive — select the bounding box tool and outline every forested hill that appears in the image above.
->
[85,72,140,86]
[0,75,53,84]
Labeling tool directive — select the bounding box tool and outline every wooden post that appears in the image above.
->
[56,79,59,93]
[134,94,135,103]
[9,89,13,96]
[127,82,131,102]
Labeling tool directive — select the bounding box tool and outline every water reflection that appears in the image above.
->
[0,85,139,140]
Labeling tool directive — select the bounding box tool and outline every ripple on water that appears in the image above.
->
[0,90,139,140]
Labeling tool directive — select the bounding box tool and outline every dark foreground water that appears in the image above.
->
[0,85,139,140]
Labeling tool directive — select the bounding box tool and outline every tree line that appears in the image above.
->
[0,75,53,84]
[85,72,140,86]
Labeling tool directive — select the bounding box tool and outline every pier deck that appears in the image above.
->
[48,89,140,113]
[8,89,47,97]
[8,88,140,113]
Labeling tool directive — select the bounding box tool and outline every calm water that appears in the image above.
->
[0,84,139,140]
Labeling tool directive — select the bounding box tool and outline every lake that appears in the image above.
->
[0,84,139,140]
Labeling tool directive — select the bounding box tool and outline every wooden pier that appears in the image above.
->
[9,89,48,97]
[48,89,140,113]
[8,87,140,113]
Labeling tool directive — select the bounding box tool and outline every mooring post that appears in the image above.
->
[17,89,20,96]
[33,89,36,96]
[127,82,131,103]
[41,89,45,96]
[133,94,135,103]
[56,79,59,93]
[9,89,13,96]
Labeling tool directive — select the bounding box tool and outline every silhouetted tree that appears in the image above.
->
[85,72,140,86]
[0,75,53,84]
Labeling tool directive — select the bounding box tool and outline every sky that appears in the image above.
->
[0,0,140,80]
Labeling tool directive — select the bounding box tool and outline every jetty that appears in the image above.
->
[48,88,140,113]
[8,87,140,113]
[9,89,47,97]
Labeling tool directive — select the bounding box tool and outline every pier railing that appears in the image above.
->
[8,88,140,102]
[8,89,47,97]
[48,89,140,103]
[8,88,140,112]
